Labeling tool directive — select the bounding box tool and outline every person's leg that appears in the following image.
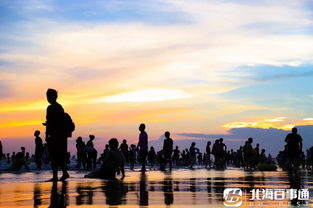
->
[140,151,147,172]
[60,162,70,181]
[38,155,42,169]
[77,153,81,168]
[169,157,172,169]
[47,162,58,181]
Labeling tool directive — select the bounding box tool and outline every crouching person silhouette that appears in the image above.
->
[85,138,125,180]
[44,89,73,182]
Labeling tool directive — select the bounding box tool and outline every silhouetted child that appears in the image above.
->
[85,138,125,179]
[148,146,156,169]
[34,130,43,169]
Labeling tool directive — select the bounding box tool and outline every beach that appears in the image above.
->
[0,168,312,208]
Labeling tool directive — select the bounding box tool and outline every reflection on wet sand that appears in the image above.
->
[0,169,312,207]
[49,181,68,208]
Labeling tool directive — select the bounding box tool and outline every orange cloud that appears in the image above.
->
[223,117,313,130]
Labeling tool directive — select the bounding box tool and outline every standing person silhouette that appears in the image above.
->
[44,89,69,181]
[285,127,303,170]
[205,141,211,168]
[34,130,43,170]
[119,139,129,162]
[161,131,173,171]
[86,135,97,170]
[137,123,148,172]
[0,141,3,163]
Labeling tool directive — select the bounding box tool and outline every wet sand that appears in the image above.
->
[0,168,312,207]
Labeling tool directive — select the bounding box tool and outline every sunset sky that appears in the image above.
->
[1,0,313,150]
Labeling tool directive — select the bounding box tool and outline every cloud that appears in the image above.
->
[174,125,313,155]
[222,117,313,130]
[91,88,192,103]
[0,81,12,99]
[1,0,313,140]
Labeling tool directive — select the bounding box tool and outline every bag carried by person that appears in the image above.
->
[64,113,75,137]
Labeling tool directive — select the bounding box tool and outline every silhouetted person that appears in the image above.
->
[0,141,3,163]
[205,141,211,168]
[76,137,86,169]
[119,139,129,162]
[6,153,10,164]
[9,146,29,171]
[243,137,254,170]
[137,123,148,172]
[42,143,49,164]
[172,146,180,165]
[34,130,43,169]
[100,138,125,179]
[11,151,16,163]
[86,135,97,170]
[285,127,303,171]
[189,142,199,169]
[44,88,69,181]
[255,143,260,165]
[100,144,109,162]
[259,149,267,164]
[148,146,156,169]
[161,131,173,171]
[85,138,125,179]
[129,144,137,170]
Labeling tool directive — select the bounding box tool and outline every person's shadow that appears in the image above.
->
[49,181,68,208]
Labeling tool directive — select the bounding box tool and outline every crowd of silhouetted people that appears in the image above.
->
[0,89,310,181]
[0,126,311,177]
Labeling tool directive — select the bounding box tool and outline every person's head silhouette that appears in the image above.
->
[77,136,82,142]
[165,131,170,139]
[292,127,297,134]
[46,89,58,104]
[123,139,127,144]
[34,130,40,137]
[109,138,118,150]
[89,135,95,140]
[139,123,146,132]
[248,137,253,143]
